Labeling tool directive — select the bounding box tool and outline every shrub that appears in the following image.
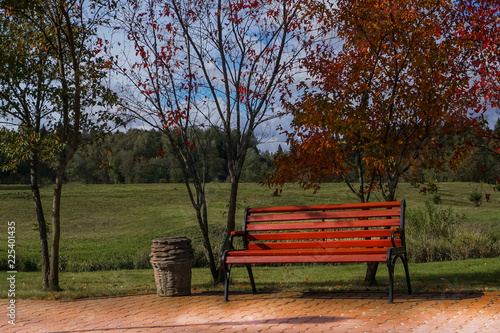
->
[179,224,229,268]
[432,193,442,205]
[406,201,500,262]
[468,189,483,207]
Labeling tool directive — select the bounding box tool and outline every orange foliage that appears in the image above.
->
[270,0,499,201]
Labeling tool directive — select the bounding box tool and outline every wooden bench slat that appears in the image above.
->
[225,254,388,264]
[245,219,400,231]
[226,248,388,256]
[247,239,398,250]
[246,229,395,241]
[247,201,402,214]
[246,209,401,223]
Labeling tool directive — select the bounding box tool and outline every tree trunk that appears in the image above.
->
[29,153,50,290]
[179,161,219,283]
[363,178,398,286]
[195,194,218,282]
[49,167,64,291]
[226,176,239,240]
[217,174,240,283]
[363,262,379,286]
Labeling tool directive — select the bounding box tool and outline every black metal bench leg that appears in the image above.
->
[387,259,395,304]
[246,264,257,294]
[402,253,412,295]
[224,264,232,302]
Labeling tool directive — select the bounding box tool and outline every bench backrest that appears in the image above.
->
[241,200,406,251]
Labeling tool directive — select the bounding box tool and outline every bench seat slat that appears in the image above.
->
[226,248,388,256]
[225,254,388,264]
[246,219,400,231]
[246,229,395,241]
[247,239,399,250]
[248,201,401,214]
[247,209,401,223]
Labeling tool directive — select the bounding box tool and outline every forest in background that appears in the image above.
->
[2,121,499,186]
[0,128,275,185]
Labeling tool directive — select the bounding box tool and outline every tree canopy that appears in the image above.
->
[270,0,500,202]
[0,0,118,290]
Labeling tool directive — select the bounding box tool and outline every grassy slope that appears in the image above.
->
[1,182,498,265]
[0,182,499,299]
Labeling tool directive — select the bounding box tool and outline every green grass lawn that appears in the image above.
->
[0,257,498,300]
[0,182,499,299]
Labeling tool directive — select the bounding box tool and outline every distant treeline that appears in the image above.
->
[1,126,499,185]
[0,128,275,184]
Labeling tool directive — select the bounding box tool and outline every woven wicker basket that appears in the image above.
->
[150,237,194,297]
[151,261,192,296]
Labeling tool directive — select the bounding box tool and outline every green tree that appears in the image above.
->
[494,118,500,133]
[66,131,113,184]
[0,0,117,290]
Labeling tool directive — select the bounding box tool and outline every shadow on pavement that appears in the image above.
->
[51,315,351,333]
[297,290,485,301]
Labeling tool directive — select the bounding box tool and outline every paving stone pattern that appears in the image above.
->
[1,291,498,332]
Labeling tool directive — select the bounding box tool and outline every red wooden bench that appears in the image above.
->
[223,200,412,303]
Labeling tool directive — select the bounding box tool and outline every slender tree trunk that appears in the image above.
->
[49,166,65,291]
[195,192,218,282]
[29,153,50,290]
[363,263,380,286]
[364,177,398,286]
[363,170,379,286]
[179,159,219,283]
[226,176,239,240]
[217,174,240,283]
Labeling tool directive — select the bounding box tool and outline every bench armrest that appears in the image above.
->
[229,231,247,250]
[391,228,405,247]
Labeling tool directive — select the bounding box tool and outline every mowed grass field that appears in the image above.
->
[1,182,499,299]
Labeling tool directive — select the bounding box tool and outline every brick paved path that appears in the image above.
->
[2,291,498,332]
